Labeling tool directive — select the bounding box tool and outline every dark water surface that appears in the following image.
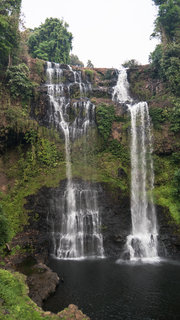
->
[43,258,180,320]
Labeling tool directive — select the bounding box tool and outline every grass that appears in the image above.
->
[0,269,58,320]
[153,154,180,223]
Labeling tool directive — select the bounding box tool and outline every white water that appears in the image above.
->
[113,67,159,261]
[46,62,104,259]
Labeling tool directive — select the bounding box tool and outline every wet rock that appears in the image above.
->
[63,69,75,82]
[92,86,111,98]
[157,205,180,258]
[59,64,70,70]
[27,263,59,307]
[25,179,131,259]
[57,304,90,320]
[70,82,81,98]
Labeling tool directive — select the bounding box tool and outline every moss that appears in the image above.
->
[71,135,130,194]
[84,69,95,82]
[0,123,66,247]
[96,103,115,144]
[153,154,180,223]
[0,269,59,320]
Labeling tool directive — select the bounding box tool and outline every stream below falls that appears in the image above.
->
[43,258,180,320]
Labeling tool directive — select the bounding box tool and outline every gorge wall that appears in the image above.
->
[0,60,180,264]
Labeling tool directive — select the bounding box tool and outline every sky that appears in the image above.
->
[21,0,159,68]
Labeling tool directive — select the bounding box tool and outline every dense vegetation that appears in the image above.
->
[0,0,22,68]
[150,0,180,95]
[28,18,72,63]
[149,0,180,222]
[70,54,84,67]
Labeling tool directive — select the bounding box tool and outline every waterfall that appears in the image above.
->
[46,62,104,259]
[113,67,159,261]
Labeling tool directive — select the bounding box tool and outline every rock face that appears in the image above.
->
[24,178,180,259]
[157,205,180,258]
[25,179,131,259]
[57,304,90,320]
[26,263,59,307]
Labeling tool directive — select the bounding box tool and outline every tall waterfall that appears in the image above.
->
[113,67,159,261]
[46,62,104,259]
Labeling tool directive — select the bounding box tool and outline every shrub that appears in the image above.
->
[6,63,34,100]
[96,104,115,143]
[85,69,95,82]
[173,169,180,200]
[122,59,139,69]
[0,206,10,246]
[108,139,130,162]
[149,107,168,129]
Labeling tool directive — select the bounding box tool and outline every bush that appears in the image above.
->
[6,63,34,100]
[173,169,180,200]
[149,107,168,129]
[108,139,130,162]
[122,59,139,69]
[85,69,95,82]
[96,104,115,143]
[0,206,10,246]
[28,17,72,64]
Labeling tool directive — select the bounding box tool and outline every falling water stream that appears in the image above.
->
[46,62,104,259]
[113,67,159,261]
[42,65,180,320]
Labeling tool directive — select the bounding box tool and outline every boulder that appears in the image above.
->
[27,263,59,307]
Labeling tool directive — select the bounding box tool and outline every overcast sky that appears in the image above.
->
[21,0,159,68]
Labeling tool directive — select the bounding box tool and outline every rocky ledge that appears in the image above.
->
[26,263,59,307]
[56,304,90,320]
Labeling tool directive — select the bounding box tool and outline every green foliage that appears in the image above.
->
[149,107,167,128]
[96,104,115,143]
[17,131,63,181]
[122,59,139,69]
[153,154,180,223]
[152,0,180,42]
[70,54,84,67]
[0,0,22,68]
[0,205,10,246]
[36,138,61,167]
[33,59,45,78]
[172,151,180,164]
[6,63,34,100]
[150,44,180,95]
[150,1,180,95]
[86,59,94,68]
[84,69,95,82]
[104,69,114,80]
[149,100,180,132]
[0,0,22,15]
[0,269,59,320]
[169,102,180,132]
[28,17,72,63]
[149,44,164,77]
[107,139,130,163]
[172,168,180,200]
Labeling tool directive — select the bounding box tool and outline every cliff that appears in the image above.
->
[0,58,180,319]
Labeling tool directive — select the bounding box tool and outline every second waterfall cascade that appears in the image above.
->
[113,67,159,261]
[46,62,104,259]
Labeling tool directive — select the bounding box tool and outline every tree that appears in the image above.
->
[28,18,73,64]
[150,0,180,95]
[0,0,22,67]
[122,59,139,68]
[86,60,94,68]
[152,0,180,43]
[70,54,84,67]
